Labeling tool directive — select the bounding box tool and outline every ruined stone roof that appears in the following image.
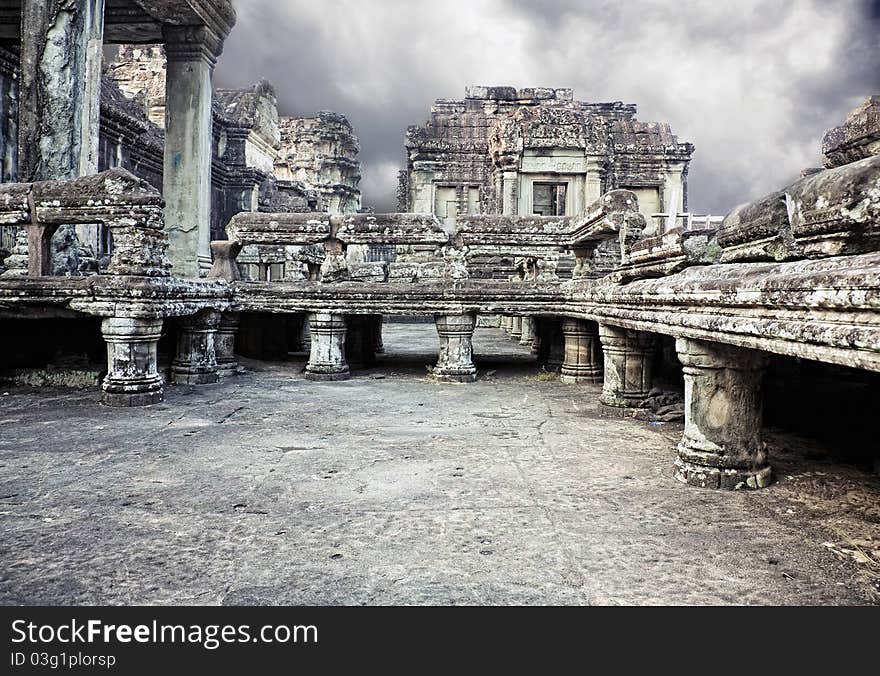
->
[407,85,692,159]
[215,79,277,129]
[100,74,165,153]
[823,96,880,168]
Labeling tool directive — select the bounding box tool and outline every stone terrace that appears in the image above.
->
[1,323,877,605]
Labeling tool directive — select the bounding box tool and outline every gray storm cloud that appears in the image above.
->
[215,0,880,213]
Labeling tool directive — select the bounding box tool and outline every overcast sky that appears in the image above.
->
[215,0,880,213]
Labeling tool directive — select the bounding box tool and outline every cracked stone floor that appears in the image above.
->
[1,322,878,605]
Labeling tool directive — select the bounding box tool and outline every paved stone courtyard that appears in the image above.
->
[0,323,877,605]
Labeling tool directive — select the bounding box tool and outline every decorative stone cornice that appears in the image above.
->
[162,25,223,65]
[131,0,236,43]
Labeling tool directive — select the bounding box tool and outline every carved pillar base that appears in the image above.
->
[560,318,602,384]
[215,311,240,377]
[519,316,534,347]
[598,325,656,409]
[433,314,477,383]
[101,317,164,407]
[674,338,771,490]
[171,309,220,384]
[305,312,350,381]
[509,316,523,341]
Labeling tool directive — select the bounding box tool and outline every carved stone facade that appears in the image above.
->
[275,112,362,216]
[400,86,693,257]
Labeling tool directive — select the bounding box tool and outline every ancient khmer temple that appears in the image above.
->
[0,0,878,607]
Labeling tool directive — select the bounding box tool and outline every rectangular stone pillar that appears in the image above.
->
[584,156,605,205]
[19,0,104,270]
[163,26,220,278]
[19,0,103,181]
[502,171,518,215]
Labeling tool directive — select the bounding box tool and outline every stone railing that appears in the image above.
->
[621,153,880,280]
[211,189,647,285]
[0,168,169,277]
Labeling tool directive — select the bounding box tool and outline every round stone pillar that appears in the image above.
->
[598,325,657,408]
[305,312,350,381]
[560,318,602,384]
[171,309,220,385]
[433,314,477,383]
[300,312,312,349]
[372,315,385,354]
[674,338,771,490]
[519,316,535,347]
[101,317,164,407]
[215,311,240,378]
[509,316,523,341]
[345,315,376,370]
[530,318,543,355]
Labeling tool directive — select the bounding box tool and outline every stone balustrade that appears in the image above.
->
[0,168,169,277]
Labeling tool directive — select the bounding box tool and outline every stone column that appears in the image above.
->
[584,155,605,205]
[285,315,304,354]
[19,0,105,269]
[305,312,350,381]
[501,170,518,215]
[101,316,164,407]
[371,315,385,354]
[163,26,222,277]
[530,317,543,355]
[215,311,240,378]
[171,309,220,385]
[19,0,103,181]
[345,315,376,370]
[519,316,534,347]
[560,318,602,384]
[433,314,477,383]
[509,316,523,341]
[674,338,771,490]
[548,324,565,370]
[598,325,657,409]
[300,312,312,349]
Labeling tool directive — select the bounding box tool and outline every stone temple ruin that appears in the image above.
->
[0,0,878,606]
[0,0,878,490]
